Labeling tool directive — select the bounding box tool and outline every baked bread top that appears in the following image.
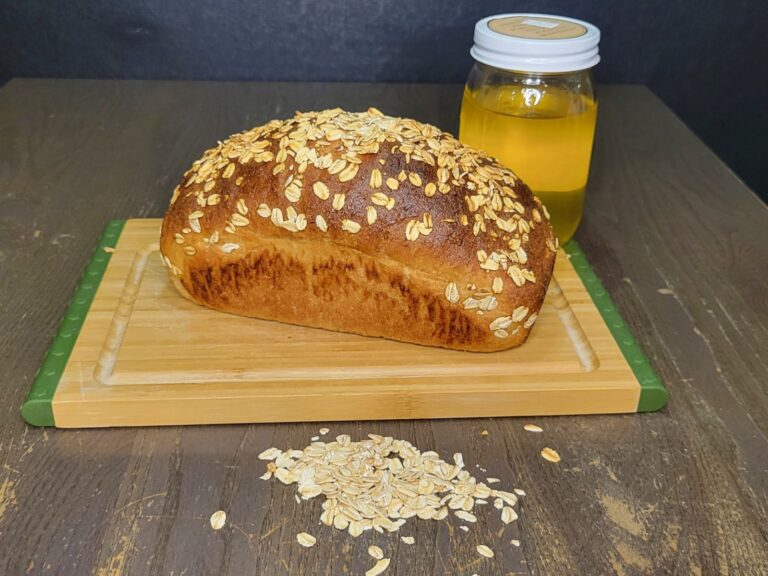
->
[160,108,557,350]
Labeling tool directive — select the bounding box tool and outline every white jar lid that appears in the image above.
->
[471,14,600,73]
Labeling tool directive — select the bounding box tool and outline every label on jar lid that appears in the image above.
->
[488,16,587,40]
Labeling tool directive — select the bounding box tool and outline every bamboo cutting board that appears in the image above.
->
[22,220,667,427]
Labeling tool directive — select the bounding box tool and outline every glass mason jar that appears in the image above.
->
[459,14,600,243]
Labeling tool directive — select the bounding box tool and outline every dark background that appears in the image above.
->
[1,0,766,200]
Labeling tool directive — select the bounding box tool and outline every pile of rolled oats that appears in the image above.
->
[259,432,524,574]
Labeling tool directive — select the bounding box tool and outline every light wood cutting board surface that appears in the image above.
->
[28,219,662,427]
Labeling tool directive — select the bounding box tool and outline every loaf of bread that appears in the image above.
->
[160,108,557,352]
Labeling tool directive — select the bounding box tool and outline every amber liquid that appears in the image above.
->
[459,84,597,243]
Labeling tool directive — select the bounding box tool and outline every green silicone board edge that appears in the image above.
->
[564,240,668,412]
[21,220,126,427]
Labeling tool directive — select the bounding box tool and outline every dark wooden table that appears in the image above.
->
[1,80,767,575]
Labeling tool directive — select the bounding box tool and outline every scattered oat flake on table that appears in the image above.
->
[368,545,384,560]
[495,490,518,507]
[401,536,415,544]
[296,532,316,547]
[311,436,319,441]
[299,483,322,500]
[319,427,330,435]
[103,246,116,253]
[480,430,489,436]
[486,477,500,484]
[540,447,561,463]
[294,494,301,504]
[459,525,469,532]
[366,558,391,576]
[501,506,518,524]
[477,544,495,558]
[258,447,282,460]
[455,510,477,523]
[523,424,543,433]
[657,288,674,295]
[514,488,526,496]
[209,510,226,530]
[510,539,521,547]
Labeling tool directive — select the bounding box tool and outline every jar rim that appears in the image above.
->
[473,61,596,77]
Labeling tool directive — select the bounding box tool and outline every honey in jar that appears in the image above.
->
[460,14,601,243]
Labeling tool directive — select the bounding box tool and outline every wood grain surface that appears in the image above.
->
[1,80,767,575]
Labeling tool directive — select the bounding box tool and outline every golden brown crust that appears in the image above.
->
[160,108,557,352]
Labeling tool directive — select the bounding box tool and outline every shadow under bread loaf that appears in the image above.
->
[160,108,557,352]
